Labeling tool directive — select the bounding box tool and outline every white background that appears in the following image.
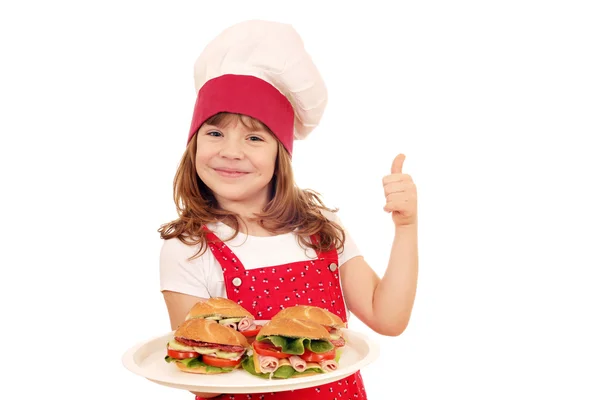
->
[1,1,599,399]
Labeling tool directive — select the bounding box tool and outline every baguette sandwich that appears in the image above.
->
[242,318,340,379]
[272,305,347,348]
[165,317,250,374]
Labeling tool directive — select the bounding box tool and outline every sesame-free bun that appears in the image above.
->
[258,318,330,340]
[175,362,241,374]
[272,305,345,329]
[175,318,249,348]
[185,297,254,320]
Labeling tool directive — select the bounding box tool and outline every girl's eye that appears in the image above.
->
[248,136,264,142]
[207,131,222,137]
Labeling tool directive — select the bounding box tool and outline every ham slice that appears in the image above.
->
[237,317,256,332]
[258,355,279,374]
[288,356,307,373]
[223,322,237,330]
[320,359,338,372]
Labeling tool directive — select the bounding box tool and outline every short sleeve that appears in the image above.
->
[338,226,361,266]
[159,238,211,298]
[321,210,362,266]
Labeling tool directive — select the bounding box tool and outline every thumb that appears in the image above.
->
[391,154,406,174]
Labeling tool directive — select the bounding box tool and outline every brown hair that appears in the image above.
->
[158,113,345,259]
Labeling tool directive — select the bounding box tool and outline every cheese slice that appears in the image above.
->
[306,362,322,370]
[253,352,261,373]
[278,358,291,367]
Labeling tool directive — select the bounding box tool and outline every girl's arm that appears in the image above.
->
[163,291,207,331]
[162,291,222,399]
[340,226,418,336]
[340,154,419,336]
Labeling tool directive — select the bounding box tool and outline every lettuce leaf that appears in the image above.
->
[307,339,335,353]
[164,356,234,373]
[241,357,324,379]
[270,365,296,379]
[335,348,342,363]
[255,335,334,354]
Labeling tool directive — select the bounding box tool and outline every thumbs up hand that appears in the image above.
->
[383,154,418,227]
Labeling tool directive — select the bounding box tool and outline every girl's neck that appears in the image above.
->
[215,199,277,237]
[220,217,277,237]
[241,222,277,237]
[216,193,267,218]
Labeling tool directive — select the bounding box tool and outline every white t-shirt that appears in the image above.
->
[159,211,361,300]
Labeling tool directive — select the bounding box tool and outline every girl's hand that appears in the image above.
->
[382,154,417,227]
[192,393,222,399]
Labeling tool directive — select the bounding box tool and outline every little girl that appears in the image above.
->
[159,20,418,400]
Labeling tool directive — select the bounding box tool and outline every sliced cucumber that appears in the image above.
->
[214,350,244,359]
[219,317,242,324]
[193,347,218,355]
[204,316,221,320]
[167,339,195,351]
[330,334,341,340]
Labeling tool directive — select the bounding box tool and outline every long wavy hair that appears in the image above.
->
[158,112,345,259]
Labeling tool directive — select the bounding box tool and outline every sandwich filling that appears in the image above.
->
[242,334,341,379]
[164,337,247,372]
[192,315,260,338]
[325,327,346,347]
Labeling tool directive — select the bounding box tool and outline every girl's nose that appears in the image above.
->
[219,138,244,159]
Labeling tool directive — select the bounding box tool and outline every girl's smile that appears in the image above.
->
[212,167,250,178]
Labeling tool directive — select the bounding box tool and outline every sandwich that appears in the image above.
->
[165,317,250,374]
[272,305,347,348]
[242,318,340,379]
[185,297,261,342]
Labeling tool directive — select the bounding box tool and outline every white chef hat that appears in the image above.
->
[187,20,327,155]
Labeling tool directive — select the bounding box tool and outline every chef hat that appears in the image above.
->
[187,20,327,155]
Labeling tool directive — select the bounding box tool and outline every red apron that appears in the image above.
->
[197,227,369,400]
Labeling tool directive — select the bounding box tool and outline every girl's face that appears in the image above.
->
[195,116,279,210]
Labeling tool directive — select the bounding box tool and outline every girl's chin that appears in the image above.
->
[212,190,265,204]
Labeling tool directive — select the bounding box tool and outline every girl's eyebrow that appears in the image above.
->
[204,123,267,134]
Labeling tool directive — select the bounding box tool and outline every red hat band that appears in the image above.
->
[187,74,295,155]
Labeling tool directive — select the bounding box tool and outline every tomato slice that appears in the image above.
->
[202,355,242,368]
[299,348,336,362]
[167,349,200,359]
[240,328,261,337]
[252,340,290,359]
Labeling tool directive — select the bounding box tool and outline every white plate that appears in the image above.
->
[122,328,380,394]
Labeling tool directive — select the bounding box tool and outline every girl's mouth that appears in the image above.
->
[213,168,249,178]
